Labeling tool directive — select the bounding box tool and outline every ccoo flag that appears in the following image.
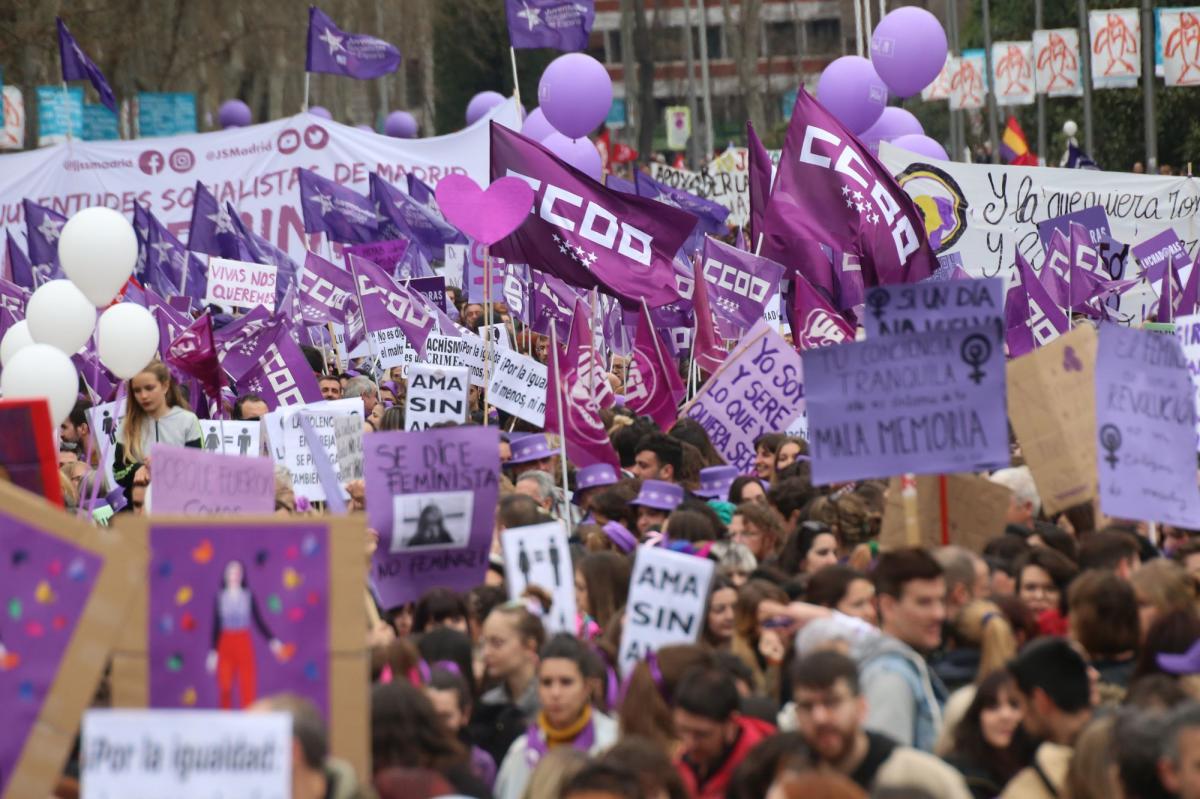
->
[506,0,595,52]
[626,301,685,430]
[762,89,937,288]
[306,6,401,79]
[545,297,620,469]
[56,18,117,113]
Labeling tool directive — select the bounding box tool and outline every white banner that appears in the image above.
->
[501,521,576,634]
[1162,10,1200,87]
[648,146,749,228]
[205,257,276,311]
[881,142,1200,323]
[487,348,548,426]
[665,106,691,150]
[617,546,713,676]
[1033,29,1084,97]
[0,99,521,263]
[1,86,25,150]
[992,42,1036,106]
[198,418,262,456]
[922,55,955,101]
[405,364,469,429]
[1089,9,1141,88]
[949,52,987,110]
[264,397,362,502]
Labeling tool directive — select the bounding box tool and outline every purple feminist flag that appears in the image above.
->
[56,17,117,113]
[347,253,437,357]
[5,233,34,290]
[636,170,730,238]
[298,168,380,244]
[762,89,936,287]
[22,200,66,285]
[747,121,773,242]
[700,236,786,339]
[187,182,246,259]
[299,250,362,334]
[627,302,685,430]
[490,123,695,306]
[236,322,322,409]
[216,306,276,382]
[790,271,854,352]
[370,173,465,257]
[546,298,620,469]
[165,314,224,412]
[506,0,595,52]
[306,6,401,79]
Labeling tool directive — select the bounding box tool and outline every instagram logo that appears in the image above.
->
[138,150,164,175]
[168,148,195,173]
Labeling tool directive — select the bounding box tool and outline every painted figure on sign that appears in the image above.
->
[950,59,984,106]
[206,560,284,709]
[407,503,453,548]
[1165,12,1200,84]
[1037,32,1079,91]
[518,540,532,586]
[102,410,116,445]
[996,44,1032,94]
[1094,13,1138,75]
[548,538,562,587]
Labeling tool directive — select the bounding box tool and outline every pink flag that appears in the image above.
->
[691,252,727,374]
[545,298,619,469]
[626,302,685,429]
[790,271,854,352]
[165,314,223,413]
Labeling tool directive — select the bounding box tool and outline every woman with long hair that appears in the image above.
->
[805,565,878,625]
[729,502,789,563]
[408,503,454,547]
[206,560,284,709]
[943,670,1031,799]
[702,576,739,650]
[618,644,715,750]
[113,362,202,503]
[468,602,546,766]
[574,551,631,637]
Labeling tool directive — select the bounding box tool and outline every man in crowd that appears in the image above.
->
[343,376,378,414]
[319,374,343,401]
[1079,528,1142,580]
[251,693,369,799]
[233,393,269,421]
[1160,703,1200,799]
[989,465,1041,529]
[59,400,93,454]
[631,433,682,484]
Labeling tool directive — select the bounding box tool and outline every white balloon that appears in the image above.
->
[97,303,160,379]
[0,320,34,367]
[58,206,138,306]
[1,343,79,425]
[26,280,97,355]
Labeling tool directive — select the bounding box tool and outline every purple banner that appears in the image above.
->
[803,322,1009,484]
[298,168,380,244]
[505,0,595,51]
[365,427,500,607]
[1096,323,1200,526]
[700,236,786,338]
[306,6,400,79]
[862,278,1004,338]
[344,238,411,275]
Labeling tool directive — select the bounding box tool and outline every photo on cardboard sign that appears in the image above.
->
[390,491,474,552]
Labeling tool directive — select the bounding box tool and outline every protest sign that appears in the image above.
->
[1095,323,1200,525]
[333,415,365,482]
[879,473,1013,552]
[364,427,500,607]
[681,320,806,474]
[405,365,469,429]
[197,419,261,456]
[343,239,410,274]
[500,521,576,634]
[204,258,277,312]
[148,445,275,516]
[0,397,65,506]
[1175,314,1200,450]
[264,398,362,502]
[804,323,1009,484]
[1036,205,1125,278]
[1006,325,1099,514]
[648,148,750,227]
[81,709,291,799]
[1,86,25,150]
[109,515,369,780]
[487,348,548,426]
[87,398,128,490]
[617,546,714,676]
[0,481,142,799]
[862,278,1005,338]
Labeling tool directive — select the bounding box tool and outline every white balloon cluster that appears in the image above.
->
[0,206,159,424]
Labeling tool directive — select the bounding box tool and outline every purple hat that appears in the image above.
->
[696,465,738,499]
[508,433,554,465]
[603,521,637,553]
[576,463,619,493]
[630,480,684,512]
[1157,639,1200,675]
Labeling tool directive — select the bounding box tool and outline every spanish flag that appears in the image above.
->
[1000,116,1038,166]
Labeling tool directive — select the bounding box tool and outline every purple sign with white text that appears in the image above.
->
[1036,205,1128,279]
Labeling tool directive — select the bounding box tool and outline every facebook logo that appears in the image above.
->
[138,150,165,175]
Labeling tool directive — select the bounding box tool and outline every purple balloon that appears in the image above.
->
[860,107,924,149]
[871,7,949,98]
[466,91,506,126]
[385,110,418,138]
[309,106,332,120]
[217,99,251,129]
[816,56,888,135]
[890,133,949,161]
[538,53,613,140]
[542,132,602,181]
[521,107,556,142]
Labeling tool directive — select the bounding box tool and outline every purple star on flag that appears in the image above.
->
[306,6,401,80]
[57,18,117,113]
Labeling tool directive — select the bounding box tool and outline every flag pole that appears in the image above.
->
[550,324,571,496]
[483,246,494,419]
[303,73,311,113]
[509,48,523,107]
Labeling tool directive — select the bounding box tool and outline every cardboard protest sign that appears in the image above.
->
[681,321,806,473]
[1095,324,1200,526]
[803,323,1009,484]
[404,365,469,430]
[333,415,364,483]
[618,546,714,676]
[109,515,368,780]
[500,522,576,634]
[87,398,127,490]
[1006,325,1098,514]
[879,473,1013,552]
[148,445,275,516]
[487,349,548,426]
[1175,314,1200,451]
[862,278,1004,338]
[264,398,362,503]
[0,481,143,799]
[204,258,277,312]
[0,398,64,506]
[81,709,291,799]
[364,427,500,607]
[197,419,261,457]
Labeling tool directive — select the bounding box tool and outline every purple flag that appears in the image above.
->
[347,254,437,357]
[306,6,401,79]
[1041,229,1072,306]
[1096,323,1200,526]
[72,347,117,402]
[506,0,595,51]
[1015,249,1069,338]
[605,173,637,195]
[216,306,275,382]
[22,200,67,285]
[530,269,578,341]
[5,233,34,290]
[165,314,224,413]
[790,272,854,352]
[145,288,193,363]
[747,121,773,243]
[187,182,245,259]
[627,302,684,430]
[1132,230,1192,321]
[369,173,465,256]
[0,277,29,321]
[545,297,619,469]
[1005,281,1035,358]
[135,203,208,302]
[343,238,411,275]
[298,168,380,244]
[700,236,786,338]
[636,170,729,238]
[407,174,436,207]
[224,201,300,307]
[762,89,937,287]
[299,250,362,333]
[56,18,117,113]
[691,253,728,374]
[490,124,694,307]
[1036,205,1126,281]
[237,322,323,409]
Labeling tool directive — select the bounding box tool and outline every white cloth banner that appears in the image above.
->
[0,99,522,263]
[1033,29,1084,97]
[1,86,25,150]
[881,142,1200,323]
[949,53,987,110]
[991,42,1036,106]
[1089,9,1142,88]
[1162,10,1200,87]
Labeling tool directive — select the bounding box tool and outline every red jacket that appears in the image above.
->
[675,716,776,799]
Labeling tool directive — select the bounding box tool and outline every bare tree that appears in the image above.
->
[720,0,765,132]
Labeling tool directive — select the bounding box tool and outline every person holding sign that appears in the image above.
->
[494,634,619,799]
[113,363,202,506]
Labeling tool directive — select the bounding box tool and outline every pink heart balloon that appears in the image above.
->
[434,174,533,245]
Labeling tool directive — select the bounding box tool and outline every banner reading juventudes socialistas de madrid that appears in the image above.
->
[0,99,522,262]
